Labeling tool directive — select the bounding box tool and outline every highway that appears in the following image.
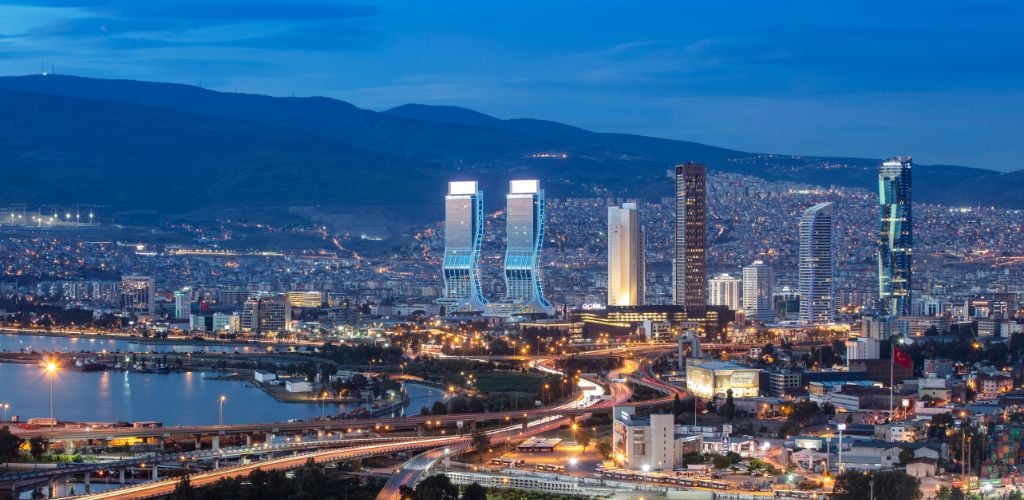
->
[75,436,472,500]
[0,436,419,486]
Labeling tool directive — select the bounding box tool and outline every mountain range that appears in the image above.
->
[0,74,1020,228]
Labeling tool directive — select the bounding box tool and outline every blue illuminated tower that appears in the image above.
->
[501,179,554,316]
[439,181,487,313]
[878,156,913,317]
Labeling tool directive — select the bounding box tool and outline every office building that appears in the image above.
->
[607,203,645,306]
[709,273,742,311]
[742,260,774,322]
[878,156,913,317]
[286,290,323,308]
[173,289,190,319]
[500,179,554,316]
[121,275,156,316]
[674,163,707,311]
[240,294,291,335]
[798,203,835,323]
[440,181,488,314]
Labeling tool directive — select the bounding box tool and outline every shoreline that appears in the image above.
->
[0,328,313,350]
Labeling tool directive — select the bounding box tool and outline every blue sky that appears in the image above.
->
[0,1,1021,171]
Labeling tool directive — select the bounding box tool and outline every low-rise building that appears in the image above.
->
[285,379,312,393]
[254,371,277,383]
[686,359,760,400]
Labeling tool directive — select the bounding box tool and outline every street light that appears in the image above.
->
[837,423,846,472]
[218,395,227,426]
[45,361,58,421]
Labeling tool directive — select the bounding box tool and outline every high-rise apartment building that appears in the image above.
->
[240,294,291,335]
[742,261,774,322]
[674,163,707,311]
[121,275,156,316]
[709,273,742,311]
[173,289,190,319]
[440,181,488,314]
[607,203,645,306]
[878,156,913,317]
[799,203,835,324]
[501,180,554,316]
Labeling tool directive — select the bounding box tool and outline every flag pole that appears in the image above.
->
[890,337,895,425]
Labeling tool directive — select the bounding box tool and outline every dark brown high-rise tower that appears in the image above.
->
[674,162,707,311]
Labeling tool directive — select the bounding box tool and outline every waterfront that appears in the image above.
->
[0,358,445,426]
[0,331,303,355]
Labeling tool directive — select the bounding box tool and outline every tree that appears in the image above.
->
[0,426,20,464]
[832,470,921,500]
[29,436,48,461]
[898,447,915,465]
[170,473,196,500]
[595,438,613,460]
[461,482,487,500]
[722,389,736,421]
[470,431,490,461]
[576,427,591,452]
[411,474,460,500]
[672,393,683,417]
[431,401,448,415]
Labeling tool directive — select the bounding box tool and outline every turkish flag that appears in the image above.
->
[893,347,912,368]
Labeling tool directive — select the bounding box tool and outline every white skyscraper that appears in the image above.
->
[708,273,742,311]
[607,203,645,306]
[799,203,835,324]
[742,261,774,322]
[440,181,487,313]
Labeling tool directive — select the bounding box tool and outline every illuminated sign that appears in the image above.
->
[449,181,478,195]
[510,179,539,194]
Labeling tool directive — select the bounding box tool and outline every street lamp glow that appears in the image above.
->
[568,457,578,466]
[641,464,650,473]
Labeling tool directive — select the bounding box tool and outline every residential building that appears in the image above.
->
[798,203,835,323]
[121,275,156,316]
[240,293,291,334]
[709,273,742,311]
[742,260,774,322]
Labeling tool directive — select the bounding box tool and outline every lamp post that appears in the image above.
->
[45,361,58,421]
[218,395,227,426]
[837,423,846,473]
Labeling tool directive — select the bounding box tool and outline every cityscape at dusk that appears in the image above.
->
[0,2,1023,500]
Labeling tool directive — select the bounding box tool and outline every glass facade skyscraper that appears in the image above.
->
[501,179,554,316]
[799,202,835,324]
[878,156,913,317]
[440,181,487,313]
[674,163,708,311]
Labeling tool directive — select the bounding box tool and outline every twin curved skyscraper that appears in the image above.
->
[439,179,554,317]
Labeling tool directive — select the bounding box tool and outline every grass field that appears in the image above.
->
[472,371,546,393]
